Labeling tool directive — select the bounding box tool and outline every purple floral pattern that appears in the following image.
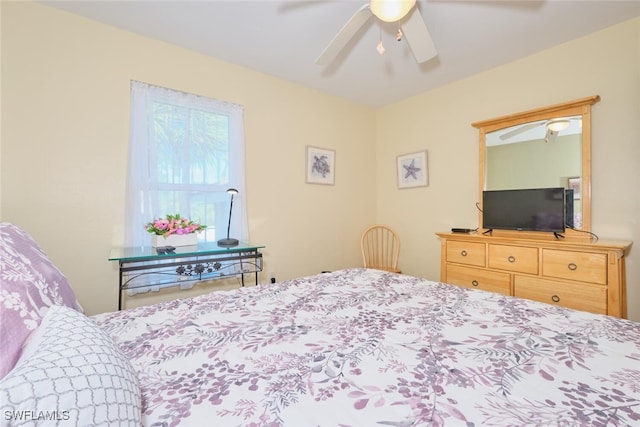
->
[92,268,640,426]
[0,223,83,379]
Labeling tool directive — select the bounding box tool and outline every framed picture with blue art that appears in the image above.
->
[306,146,335,185]
[397,150,428,189]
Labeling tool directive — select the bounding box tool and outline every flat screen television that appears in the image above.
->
[483,187,566,232]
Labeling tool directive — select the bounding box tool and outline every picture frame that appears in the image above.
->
[397,150,428,189]
[306,146,335,185]
[568,176,581,200]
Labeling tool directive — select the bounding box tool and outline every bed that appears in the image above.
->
[2,222,640,426]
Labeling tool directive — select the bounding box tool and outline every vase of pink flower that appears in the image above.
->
[145,214,206,247]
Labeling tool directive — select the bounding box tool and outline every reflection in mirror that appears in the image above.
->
[473,95,600,236]
[485,115,583,229]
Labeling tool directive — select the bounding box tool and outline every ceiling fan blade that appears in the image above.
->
[316,4,373,66]
[400,7,437,63]
[499,121,543,141]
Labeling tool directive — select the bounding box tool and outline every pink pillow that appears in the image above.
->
[0,223,83,379]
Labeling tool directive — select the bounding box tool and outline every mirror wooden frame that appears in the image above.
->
[472,95,600,238]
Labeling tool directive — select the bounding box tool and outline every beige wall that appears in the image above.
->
[376,17,640,321]
[1,2,376,313]
[2,3,639,321]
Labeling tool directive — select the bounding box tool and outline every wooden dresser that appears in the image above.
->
[437,232,632,318]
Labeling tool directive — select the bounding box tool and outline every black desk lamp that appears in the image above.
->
[217,188,239,247]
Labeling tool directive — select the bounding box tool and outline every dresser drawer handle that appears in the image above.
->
[507,255,516,263]
[471,280,479,287]
[461,250,467,257]
[551,295,560,303]
[568,263,578,271]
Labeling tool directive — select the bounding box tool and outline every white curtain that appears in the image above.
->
[125,81,248,248]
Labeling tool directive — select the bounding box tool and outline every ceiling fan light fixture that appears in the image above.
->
[547,119,570,132]
[370,0,416,23]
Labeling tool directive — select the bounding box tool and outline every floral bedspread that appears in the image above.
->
[92,268,640,426]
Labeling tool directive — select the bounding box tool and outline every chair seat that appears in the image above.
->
[372,266,402,274]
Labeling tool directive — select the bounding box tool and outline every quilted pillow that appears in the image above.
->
[0,305,142,426]
[0,223,83,379]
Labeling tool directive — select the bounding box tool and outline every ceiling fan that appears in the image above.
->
[316,0,437,66]
[499,117,581,144]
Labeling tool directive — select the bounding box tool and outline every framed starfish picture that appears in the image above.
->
[397,150,428,189]
[306,146,336,185]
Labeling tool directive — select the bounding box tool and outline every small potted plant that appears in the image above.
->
[145,214,206,247]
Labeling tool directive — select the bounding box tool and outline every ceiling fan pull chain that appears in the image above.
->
[377,26,385,56]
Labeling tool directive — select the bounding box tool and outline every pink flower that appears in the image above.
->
[154,219,169,229]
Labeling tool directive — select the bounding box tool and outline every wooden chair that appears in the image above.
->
[360,224,401,273]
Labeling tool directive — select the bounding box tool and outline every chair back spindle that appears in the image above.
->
[360,225,401,273]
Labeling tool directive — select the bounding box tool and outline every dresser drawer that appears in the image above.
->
[446,241,485,267]
[446,264,510,295]
[488,244,538,274]
[514,276,607,314]
[542,249,607,285]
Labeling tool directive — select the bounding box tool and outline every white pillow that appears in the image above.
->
[0,305,141,426]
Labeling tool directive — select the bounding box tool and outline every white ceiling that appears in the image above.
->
[41,0,640,108]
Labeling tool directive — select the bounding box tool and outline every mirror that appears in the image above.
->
[472,96,600,236]
[485,115,583,227]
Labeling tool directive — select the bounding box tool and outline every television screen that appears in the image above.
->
[483,187,565,232]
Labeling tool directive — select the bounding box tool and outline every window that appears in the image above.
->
[125,81,247,247]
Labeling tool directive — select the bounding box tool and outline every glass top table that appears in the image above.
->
[109,241,265,310]
[109,241,265,262]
